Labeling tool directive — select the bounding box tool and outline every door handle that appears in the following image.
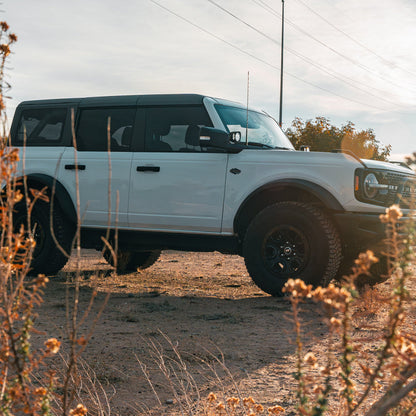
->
[65,164,86,170]
[136,166,160,172]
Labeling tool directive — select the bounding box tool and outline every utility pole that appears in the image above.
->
[279,0,284,127]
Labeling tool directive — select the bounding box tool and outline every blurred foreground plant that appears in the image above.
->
[283,203,416,416]
[0,21,62,416]
[0,20,106,416]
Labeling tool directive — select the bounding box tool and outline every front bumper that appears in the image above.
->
[333,212,387,249]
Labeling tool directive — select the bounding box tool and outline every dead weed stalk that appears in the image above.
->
[0,20,111,415]
[283,202,416,416]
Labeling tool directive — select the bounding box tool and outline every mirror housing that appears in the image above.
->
[199,127,244,153]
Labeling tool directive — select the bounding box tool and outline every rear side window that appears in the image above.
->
[16,108,67,145]
[145,106,212,152]
[76,107,136,151]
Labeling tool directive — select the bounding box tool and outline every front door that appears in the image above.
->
[128,105,228,233]
[58,106,136,228]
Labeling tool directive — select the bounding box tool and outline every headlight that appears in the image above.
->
[355,168,416,207]
[363,173,379,199]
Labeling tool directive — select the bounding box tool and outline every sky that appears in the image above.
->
[4,0,416,160]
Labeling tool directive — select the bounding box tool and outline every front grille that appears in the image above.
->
[384,172,416,208]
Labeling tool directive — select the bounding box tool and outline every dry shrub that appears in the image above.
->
[200,201,415,416]
[281,203,416,416]
[352,284,385,319]
[205,393,284,416]
[0,20,109,416]
[0,22,63,416]
[136,333,286,416]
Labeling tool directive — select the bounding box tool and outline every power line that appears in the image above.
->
[148,0,391,112]
[295,0,394,67]
[207,0,403,108]
[253,0,416,93]
[294,0,416,80]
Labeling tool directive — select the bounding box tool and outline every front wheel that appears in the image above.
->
[104,249,161,274]
[243,202,342,296]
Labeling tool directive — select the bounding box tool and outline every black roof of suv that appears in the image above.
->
[18,94,208,107]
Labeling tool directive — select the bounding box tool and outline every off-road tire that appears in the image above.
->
[14,201,73,275]
[243,201,342,296]
[104,249,161,274]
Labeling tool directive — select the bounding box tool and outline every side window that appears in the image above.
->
[17,108,67,145]
[76,107,136,151]
[145,106,212,152]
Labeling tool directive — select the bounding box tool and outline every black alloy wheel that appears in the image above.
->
[263,225,310,278]
[243,201,342,296]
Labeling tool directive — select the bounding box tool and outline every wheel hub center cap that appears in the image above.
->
[284,246,292,255]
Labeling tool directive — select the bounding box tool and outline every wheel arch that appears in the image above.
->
[234,179,344,240]
[17,173,77,224]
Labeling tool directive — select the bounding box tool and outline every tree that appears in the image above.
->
[285,117,391,161]
[406,152,416,167]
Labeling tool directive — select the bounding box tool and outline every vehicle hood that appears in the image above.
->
[362,158,415,175]
[239,150,415,176]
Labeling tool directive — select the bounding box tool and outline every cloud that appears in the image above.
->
[5,0,416,155]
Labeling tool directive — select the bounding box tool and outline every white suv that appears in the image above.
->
[9,94,416,295]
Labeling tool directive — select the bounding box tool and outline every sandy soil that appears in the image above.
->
[33,249,416,415]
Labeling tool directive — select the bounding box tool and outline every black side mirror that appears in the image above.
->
[199,127,243,153]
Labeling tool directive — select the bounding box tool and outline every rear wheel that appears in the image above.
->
[243,201,341,296]
[14,202,73,275]
[104,249,161,274]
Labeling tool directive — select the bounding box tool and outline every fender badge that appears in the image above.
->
[230,168,241,175]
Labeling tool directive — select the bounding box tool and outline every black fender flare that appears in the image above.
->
[234,178,344,234]
[20,173,77,224]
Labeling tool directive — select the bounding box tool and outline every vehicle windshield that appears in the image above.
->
[215,104,294,150]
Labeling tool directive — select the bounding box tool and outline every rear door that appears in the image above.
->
[128,105,228,233]
[58,106,136,228]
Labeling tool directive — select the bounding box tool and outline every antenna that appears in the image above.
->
[279,0,284,127]
[246,70,249,145]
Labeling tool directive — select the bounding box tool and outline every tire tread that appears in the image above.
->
[243,201,342,295]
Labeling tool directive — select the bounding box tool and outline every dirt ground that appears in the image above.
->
[33,249,416,415]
